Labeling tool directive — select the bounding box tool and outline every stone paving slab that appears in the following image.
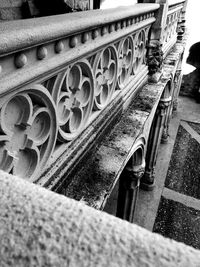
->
[134,96,200,233]
[153,196,200,250]
[165,122,200,199]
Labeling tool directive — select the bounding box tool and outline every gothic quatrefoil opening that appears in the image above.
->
[93,46,118,110]
[48,60,94,142]
[132,30,146,74]
[0,85,57,180]
[117,36,134,89]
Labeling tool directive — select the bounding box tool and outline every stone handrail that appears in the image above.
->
[0,4,158,55]
[0,4,159,184]
[0,170,200,267]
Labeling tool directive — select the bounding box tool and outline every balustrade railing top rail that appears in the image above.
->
[0,4,159,55]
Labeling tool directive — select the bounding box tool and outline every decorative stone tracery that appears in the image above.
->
[0,5,163,182]
[163,10,180,46]
[47,60,94,141]
[93,46,118,110]
[117,36,134,89]
[132,30,147,74]
[0,85,57,180]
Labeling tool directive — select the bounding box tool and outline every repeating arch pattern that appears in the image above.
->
[0,85,57,180]
[0,27,150,180]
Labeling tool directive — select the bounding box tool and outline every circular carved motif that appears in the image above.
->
[0,85,57,181]
[48,60,94,142]
[117,36,134,89]
[93,45,118,110]
[132,30,146,74]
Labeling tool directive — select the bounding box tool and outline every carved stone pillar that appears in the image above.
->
[117,160,145,223]
[161,96,172,143]
[141,97,170,190]
[172,69,182,112]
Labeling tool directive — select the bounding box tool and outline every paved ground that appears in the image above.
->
[134,96,200,249]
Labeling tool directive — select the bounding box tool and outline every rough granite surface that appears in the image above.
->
[0,171,200,266]
[153,196,200,250]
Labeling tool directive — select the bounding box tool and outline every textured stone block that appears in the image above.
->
[0,171,200,266]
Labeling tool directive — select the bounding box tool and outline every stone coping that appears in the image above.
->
[0,4,159,55]
[0,170,200,267]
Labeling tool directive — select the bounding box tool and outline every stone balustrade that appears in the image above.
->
[0,170,200,267]
[162,0,185,56]
[0,4,159,184]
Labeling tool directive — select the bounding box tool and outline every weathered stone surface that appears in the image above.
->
[0,4,159,54]
[63,82,163,209]
[0,7,22,20]
[165,123,200,199]
[154,196,200,250]
[0,171,200,267]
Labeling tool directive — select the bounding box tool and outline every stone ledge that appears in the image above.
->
[0,170,200,267]
[61,39,186,209]
[63,82,164,209]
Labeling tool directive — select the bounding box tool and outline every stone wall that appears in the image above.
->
[0,0,24,20]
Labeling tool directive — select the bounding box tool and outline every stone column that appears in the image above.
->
[117,160,145,223]
[141,97,170,190]
[161,96,172,143]
[172,56,184,112]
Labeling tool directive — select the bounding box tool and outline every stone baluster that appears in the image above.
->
[172,57,183,111]
[161,95,172,143]
[141,96,170,190]
[117,158,145,223]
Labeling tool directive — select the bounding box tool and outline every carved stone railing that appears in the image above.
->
[162,0,185,56]
[0,4,159,184]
